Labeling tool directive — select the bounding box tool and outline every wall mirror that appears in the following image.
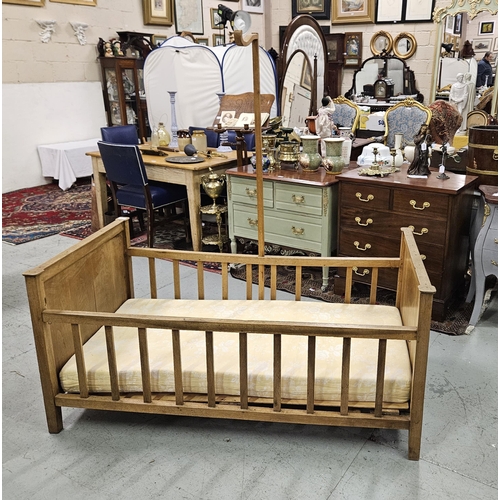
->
[393,33,417,59]
[279,14,327,116]
[430,0,498,114]
[370,31,393,56]
[346,55,422,100]
[280,50,313,128]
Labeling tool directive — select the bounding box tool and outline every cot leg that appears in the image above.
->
[44,402,63,434]
[408,424,422,460]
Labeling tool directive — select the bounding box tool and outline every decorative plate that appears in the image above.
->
[165,156,205,164]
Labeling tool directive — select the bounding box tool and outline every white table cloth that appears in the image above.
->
[37,138,100,190]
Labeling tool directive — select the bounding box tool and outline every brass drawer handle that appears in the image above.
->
[356,192,374,203]
[291,226,304,235]
[355,216,373,226]
[494,238,498,244]
[408,225,429,236]
[245,188,257,197]
[409,200,430,210]
[492,260,498,267]
[247,218,258,226]
[353,266,370,276]
[354,241,371,251]
[292,195,305,204]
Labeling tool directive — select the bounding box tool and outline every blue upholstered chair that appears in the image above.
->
[97,142,188,247]
[383,99,432,148]
[331,96,361,134]
[100,125,140,145]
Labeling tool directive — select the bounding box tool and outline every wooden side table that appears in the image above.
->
[468,185,498,326]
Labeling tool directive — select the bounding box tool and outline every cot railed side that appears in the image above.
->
[26,221,435,460]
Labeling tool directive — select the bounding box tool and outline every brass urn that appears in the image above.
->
[201,167,226,208]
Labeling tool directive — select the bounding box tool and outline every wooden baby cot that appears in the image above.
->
[24,218,435,460]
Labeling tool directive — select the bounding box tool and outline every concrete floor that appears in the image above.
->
[3,233,498,500]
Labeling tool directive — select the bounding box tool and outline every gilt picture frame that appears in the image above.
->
[50,0,95,4]
[210,8,224,29]
[3,0,44,5]
[292,0,331,20]
[332,0,374,25]
[142,0,173,26]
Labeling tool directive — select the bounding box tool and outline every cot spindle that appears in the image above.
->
[239,332,248,409]
[273,334,282,411]
[370,268,379,304]
[206,331,216,407]
[173,260,181,299]
[71,323,89,398]
[295,266,302,301]
[307,336,316,414]
[104,325,120,401]
[341,337,351,415]
[172,329,184,405]
[374,339,387,417]
[148,257,157,299]
[197,262,205,300]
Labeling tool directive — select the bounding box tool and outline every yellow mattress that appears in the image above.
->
[59,298,411,403]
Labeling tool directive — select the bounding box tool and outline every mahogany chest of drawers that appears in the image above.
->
[335,166,478,321]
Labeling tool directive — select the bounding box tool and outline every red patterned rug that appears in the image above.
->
[2,180,92,245]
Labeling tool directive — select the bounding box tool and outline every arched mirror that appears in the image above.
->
[393,33,417,59]
[280,50,313,128]
[430,0,498,115]
[370,31,393,56]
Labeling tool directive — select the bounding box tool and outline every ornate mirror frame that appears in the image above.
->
[430,0,498,115]
[370,31,393,56]
[279,14,328,115]
[393,32,417,59]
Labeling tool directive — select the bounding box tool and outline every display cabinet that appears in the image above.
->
[98,57,149,140]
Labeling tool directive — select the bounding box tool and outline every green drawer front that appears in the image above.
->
[230,177,273,208]
[275,183,323,216]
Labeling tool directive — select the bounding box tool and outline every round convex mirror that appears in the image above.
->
[370,31,393,56]
[393,33,417,59]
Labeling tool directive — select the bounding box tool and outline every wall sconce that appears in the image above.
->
[70,22,89,45]
[36,20,56,43]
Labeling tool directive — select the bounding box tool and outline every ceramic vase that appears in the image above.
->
[299,135,322,172]
[404,145,415,162]
[338,127,353,167]
[322,138,345,174]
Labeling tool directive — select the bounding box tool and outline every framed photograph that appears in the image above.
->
[404,0,435,22]
[292,0,331,20]
[210,8,224,29]
[344,32,362,68]
[453,13,462,35]
[3,0,44,5]
[50,0,95,4]
[242,0,264,14]
[445,14,454,34]
[479,21,495,35]
[213,34,225,46]
[494,38,498,51]
[473,38,492,52]
[300,60,312,90]
[197,37,209,46]
[152,34,168,47]
[174,0,204,34]
[332,0,374,25]
[142,0,173,26]
[376,0,403,23]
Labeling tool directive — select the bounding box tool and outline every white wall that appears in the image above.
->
[2,82,105,193]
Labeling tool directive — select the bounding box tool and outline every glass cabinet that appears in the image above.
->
[98,57,149,140]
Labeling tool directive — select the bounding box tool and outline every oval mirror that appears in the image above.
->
[280,50,313,129]
[370,31,393,56]
[393,32,417,59]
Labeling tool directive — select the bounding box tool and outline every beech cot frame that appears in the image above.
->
[24,218,435,460]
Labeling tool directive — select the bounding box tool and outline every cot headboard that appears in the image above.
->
[24,218,133,372]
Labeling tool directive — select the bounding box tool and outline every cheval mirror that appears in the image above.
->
[279,14,328,129]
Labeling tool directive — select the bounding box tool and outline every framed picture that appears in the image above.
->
[3,0,44,5]
[494,38,498,51]
[242,0,264,14]
[197,37,209,46]
[453,13,462,35]
[473,38,492,52]
[210,8,224,29]
[445,14,454,34]
[142,0,173,26]
[213,34,225,46]
[49,0,95,4]
[152,34,168,47]
[292,0,331,20]
[332,0,374,25]
[479,21,495,35]
[174,0,204,34]
[376,0,403,23]
[344,32,362,68]
[404,0,435,22]
[300,60,312,90]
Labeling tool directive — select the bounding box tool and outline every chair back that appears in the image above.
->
[383,98,432,148]
[97,142,148,187]
[331,96,361,134]
[101,125,139,145]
